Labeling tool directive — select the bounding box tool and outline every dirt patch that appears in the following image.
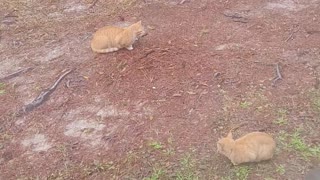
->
[1,0,320,179]
[21,134,52,152]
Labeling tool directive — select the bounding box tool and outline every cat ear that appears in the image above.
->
[137,20,142,25]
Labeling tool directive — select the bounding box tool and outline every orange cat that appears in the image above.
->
[91,21,146,53]
[217,131,276,165]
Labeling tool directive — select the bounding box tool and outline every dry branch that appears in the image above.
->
[0,67,33,82]
[139,49,155,60]
[89,0,99,8]
[230,122,248,133]
[179,0,188,5]
[222,12,249,23]
[272,63,282,86]
[17,69,73,116]
[285,25,299,42]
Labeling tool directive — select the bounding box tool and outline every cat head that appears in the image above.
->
[217,131,235,156]
[130,21,147,38]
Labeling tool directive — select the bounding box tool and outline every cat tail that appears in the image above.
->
[91,47,119,53]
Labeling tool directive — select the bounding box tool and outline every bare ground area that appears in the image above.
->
[1,0,320,179]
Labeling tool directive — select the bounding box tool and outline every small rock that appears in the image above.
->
[214,72,221,78]
[147,25,155,30]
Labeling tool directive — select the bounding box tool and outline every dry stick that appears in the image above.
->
[17,69,74,116]
[89,0,99,8]
[222,13,249,23]
[230,122,247,133]
[232,19,249,23]
[307,30,320,35]
[179,0,188,5]
[272,63,282,86]
[315,78,320,89]
[139,49,155,60]
[0,67,33,82]
[285,28,299,42]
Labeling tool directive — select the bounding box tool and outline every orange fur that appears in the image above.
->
[91,21,146,53]
[217,131,276,165]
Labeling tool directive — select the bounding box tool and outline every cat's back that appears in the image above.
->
[91,25,125,52]
[93,26,124,37]
[237,132,275,145]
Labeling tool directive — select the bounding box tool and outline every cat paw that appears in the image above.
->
[126,46,133,50]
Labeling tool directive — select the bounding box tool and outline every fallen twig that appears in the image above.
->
[285,25,299,42]
[139,49,155,60]
[306,30,320,35]
[179,0,188,5]
[315,78,319,89]
[253,61,274,66]
[0,67,33,82]
[229,122,248,133]
[231,19,249,23]
[222,12,249,23]
[17,69,74,116]
[89,0,99,8]
[272,63,282,86]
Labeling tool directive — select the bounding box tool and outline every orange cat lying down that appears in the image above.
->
[91,21,146,53]
[217,131,276,165]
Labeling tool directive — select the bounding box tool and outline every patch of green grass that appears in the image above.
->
[223,166,251,180]
[55,144,68,157]
[273,109,288,126]
[117,0,137,10]
[277,109,287,115]
[309,90,320,113]
[0,83,5,95]
[289,131,320,158]
[311,92,320,111]
[277,131,289,148]
[273,116,287,125]
[85,161,115,176]
[314,99,320,111]
[0,133,12,142]
[277,130,320,159]
[273,109,288,125]
[163,137,175,155]
[276,164,285,175]
[149,141,163,150]
[239,101,252,108]
[144,167,165,180]
[221,176,232,180]
[126,151,139,165]
[176,154,199,180]
[234,166,250,180]
[163,147,175,156]
[199,28,210,37]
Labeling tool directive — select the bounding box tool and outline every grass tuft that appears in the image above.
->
[278,130,320,159]
[176,154,199,180]
[275,164,285,175]
[143,167,165,180]
[0,83,6,95]
[149,141,163,150]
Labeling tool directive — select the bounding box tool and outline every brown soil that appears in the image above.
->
[1,0,320,179]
